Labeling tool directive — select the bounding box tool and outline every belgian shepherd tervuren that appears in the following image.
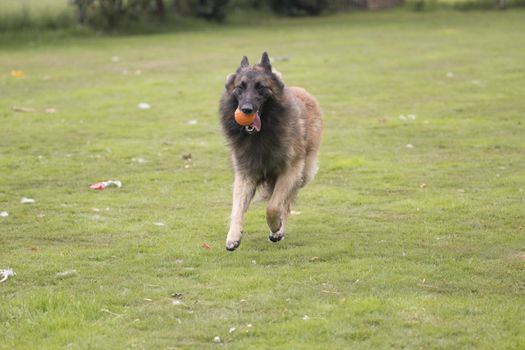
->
[220,52,323,251]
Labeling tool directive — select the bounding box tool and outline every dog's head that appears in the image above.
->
[225,52,285,118]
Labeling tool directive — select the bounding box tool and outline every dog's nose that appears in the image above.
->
[240,104,254,115]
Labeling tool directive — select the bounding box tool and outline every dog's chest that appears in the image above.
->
[235,135,288,181]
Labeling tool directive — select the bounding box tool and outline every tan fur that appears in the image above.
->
[221,53,322,250]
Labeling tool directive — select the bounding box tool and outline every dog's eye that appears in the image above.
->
[255,82,265,90]
[235,82,247,92]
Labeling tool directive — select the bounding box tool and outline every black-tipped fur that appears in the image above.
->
[220,52,323,251]
[220,55,292,186]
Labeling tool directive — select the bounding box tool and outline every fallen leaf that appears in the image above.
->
[405,144,414,149]
[512,252,525,260]
[420,183,427,189]
[229,327,236,334]
[12,106,36,113]
[303,315,310,321]
[100,308,122,318]
[31,247,38,252]
[171,292,183,298]
[181,153,192,161]
[10,70,25,78]
[310,256,320,262]
[201,243,211,250]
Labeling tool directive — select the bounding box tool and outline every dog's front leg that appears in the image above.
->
[226,174,256,251]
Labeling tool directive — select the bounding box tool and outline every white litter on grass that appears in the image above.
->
[229,327,236,334]
[56,269,77,279]
[213,336,222,343]
[400,114,416,121]
[21,197,35,204]
[290,210,302,216]
[132,157,147,164]
[303,315,310,321]
[171,299,183,305]
[138,102,151,110]
[405,144,414,149]
[0,268,16,283]
[153,222,166,227]
[446,72,454,78]
[187,119,198,125]
[0,211,8,217]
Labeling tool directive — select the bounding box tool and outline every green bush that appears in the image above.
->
[180,0,230,22]
[268,0,331,16]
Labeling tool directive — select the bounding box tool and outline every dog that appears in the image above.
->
[219,52,323,251]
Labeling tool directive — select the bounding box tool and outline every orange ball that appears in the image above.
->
[234,108,256,126]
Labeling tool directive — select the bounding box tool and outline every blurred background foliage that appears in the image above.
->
[0,0,523,31]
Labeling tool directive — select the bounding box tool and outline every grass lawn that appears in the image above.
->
[1,10,524,349]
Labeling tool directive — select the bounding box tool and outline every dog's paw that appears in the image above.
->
[225,230,243,251]
[226,239,241,251]
[268,230,285,243]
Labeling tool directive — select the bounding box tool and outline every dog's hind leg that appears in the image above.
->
[226,175,256,251]
[302,151,319,187]
[266,160,304,242]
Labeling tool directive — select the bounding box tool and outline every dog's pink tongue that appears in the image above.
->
[251,113,261,132]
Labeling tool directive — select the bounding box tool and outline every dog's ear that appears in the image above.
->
[260,52,272,72]
[239,56,249,68]
[225,73,236,89]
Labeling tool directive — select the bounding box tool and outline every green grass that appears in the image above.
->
[1,10,525,349]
